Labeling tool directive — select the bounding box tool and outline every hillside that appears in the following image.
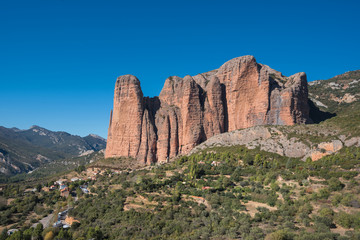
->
[309,70,360,114]
[0,126,106,176]
[308,70,360,137]
[2,144,360,239]
[5,150,106,183]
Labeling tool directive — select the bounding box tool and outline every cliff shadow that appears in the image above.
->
[143,96,161,134]
[220,83,229,132]
[198,87,206,112]
[308,99,336,123]
[144,96,161,116]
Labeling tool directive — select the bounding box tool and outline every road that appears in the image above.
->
[32,213,54,228]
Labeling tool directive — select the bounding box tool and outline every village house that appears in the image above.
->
[60,186,69,198]
[53,209,76,229]
[71,177,81,182]
[61,189,69,198]
[55,178,68,186]
[65,216,80,226]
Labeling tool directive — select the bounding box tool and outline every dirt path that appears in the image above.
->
[242,201,277,217]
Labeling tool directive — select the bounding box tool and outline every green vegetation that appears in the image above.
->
[2,144,360,239]
[323,105,360,136]
[308,70,360,114]
[307,70,360,137]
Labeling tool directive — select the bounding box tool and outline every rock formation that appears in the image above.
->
[105,55,312,164]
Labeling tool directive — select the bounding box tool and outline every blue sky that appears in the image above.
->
[1,0,359,138]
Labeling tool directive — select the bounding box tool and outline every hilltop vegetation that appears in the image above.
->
[307,70,360,138]
[309,70,360,114]
[2,145,360,239]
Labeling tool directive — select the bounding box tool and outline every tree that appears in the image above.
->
[0,229,7,240]
[86,227,103,240]
[8,231,22,240]
[254,154,262,166]
[230,167,243,182]
[56,229,71,240]
[188,160,198,181]
[285,159,294,169]
[270,181,280,192]
[328,178,344,191]
[76,187,83,197]
[265,229,292,240]
[44,231,54,240]
[76,165,86,173]
[331,193,342,206]
[23,228,33,240]
[36,183,42,192]
[32,223,43,240]
[318,188,330,199]
[172,189,181,203]
[319,207,334,220]
[336,211,353,228]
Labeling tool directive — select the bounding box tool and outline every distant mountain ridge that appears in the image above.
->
[308,70,360,114]
[0,125,106,175]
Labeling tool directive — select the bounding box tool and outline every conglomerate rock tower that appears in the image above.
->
[105,55,311,164]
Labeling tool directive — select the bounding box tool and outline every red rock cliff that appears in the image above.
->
[105,56,311,164]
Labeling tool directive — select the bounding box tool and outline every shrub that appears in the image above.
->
[336,211,354,228]
[265,229,292,240]
[328,178,345,191]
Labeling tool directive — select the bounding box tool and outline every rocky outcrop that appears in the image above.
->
[105,56,312,164]
[190,126,359,161]
[189,126,311,159]
[309,140,343,161]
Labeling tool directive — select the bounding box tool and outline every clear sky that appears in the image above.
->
[1,0,359,138]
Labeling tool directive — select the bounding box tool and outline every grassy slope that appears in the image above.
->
[308,70,360,137]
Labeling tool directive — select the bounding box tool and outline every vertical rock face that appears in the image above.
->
[105,56,312,164]
[105,75,144,159]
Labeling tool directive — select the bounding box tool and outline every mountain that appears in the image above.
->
[308,70,360,114]
[0,125,106,175]
[308,70,360,136]
[188,69,360,162]
[105,55,311,164]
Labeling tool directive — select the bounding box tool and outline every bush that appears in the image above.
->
[270,181,280,192]
[265,229,292,240]
[336,212,354,228]
[328,178,345,191]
